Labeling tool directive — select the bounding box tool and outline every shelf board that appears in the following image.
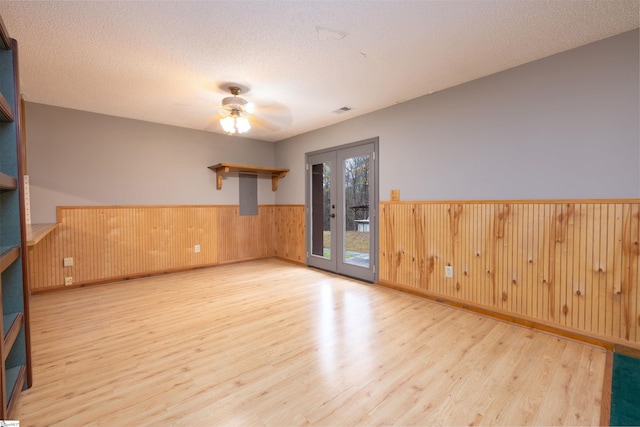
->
[208,163,289,191]
[0,14,11,50]
[5,365,25,415]
[0,172,17,192]
[3,312,23,359]
[0,246,19,274]
[26,223,58,246]
[0,91,14,122]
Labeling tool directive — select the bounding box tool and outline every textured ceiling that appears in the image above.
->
[0,1,638,142]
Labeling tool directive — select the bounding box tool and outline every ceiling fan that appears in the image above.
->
[219,86,251,134]
[174,83,291,136]
[214,83,292,136]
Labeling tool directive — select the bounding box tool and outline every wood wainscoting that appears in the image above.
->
[28,205,305,293]
[273,204,306,263]
[29,200,640,349]
[379,200,640,348]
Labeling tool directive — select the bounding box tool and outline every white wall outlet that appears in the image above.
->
[64,277,73,285]
[194,244,200,253]
[63,257,73,267]
[445,265,454,278]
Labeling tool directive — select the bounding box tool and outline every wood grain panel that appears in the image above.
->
[273,205,305,264]
[28,205,304,292]
[379,200,640,347]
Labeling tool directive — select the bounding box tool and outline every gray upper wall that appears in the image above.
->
[275,29,640,204]
[25,29,639,222]
[25,104,276,223]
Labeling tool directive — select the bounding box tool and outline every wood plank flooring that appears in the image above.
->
[15,259,607,426]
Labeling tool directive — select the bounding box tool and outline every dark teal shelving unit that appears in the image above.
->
[0,14,31,419]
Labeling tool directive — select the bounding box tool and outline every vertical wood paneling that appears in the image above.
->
[30,200,640,347]
[28,205,304,292]
[273,205,305,263]
[379,200,640,346]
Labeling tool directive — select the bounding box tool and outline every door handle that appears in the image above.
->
[330,213,336,218]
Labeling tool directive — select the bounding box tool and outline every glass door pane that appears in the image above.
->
[342,154,370,268]
[311,162,332,258]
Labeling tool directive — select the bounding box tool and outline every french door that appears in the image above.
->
[306,139,377,282]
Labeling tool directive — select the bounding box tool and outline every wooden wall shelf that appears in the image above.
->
[0,172,17,191]
[208,163,289,191]
[5,365,26,417]
[26,223,58,247]
[0,92,14,122]
[0,246,19,273]
[3,312,23,359]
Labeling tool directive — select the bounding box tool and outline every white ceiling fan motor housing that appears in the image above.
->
[222,96,247,111]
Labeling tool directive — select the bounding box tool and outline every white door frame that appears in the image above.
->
[305,137,379,282]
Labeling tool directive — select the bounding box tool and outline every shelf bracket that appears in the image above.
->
[216,165,230,190]
[272,171,287,191]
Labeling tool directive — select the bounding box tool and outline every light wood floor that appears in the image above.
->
[16,259,607,426]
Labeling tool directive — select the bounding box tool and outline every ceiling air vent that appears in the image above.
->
[333,106,352,114]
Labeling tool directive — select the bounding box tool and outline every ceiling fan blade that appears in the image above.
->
[250,115,281,131]
[250,101,292,130]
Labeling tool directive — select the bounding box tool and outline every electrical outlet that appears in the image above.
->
[194,244,201,253]
[64,277,73,286]
[63,257,73,267]
[445,265,454,278]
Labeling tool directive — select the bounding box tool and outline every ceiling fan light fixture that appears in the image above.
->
[220,112,250,135]
[235,116,251,133]
[221,96,247,110]
[219,86,251,135]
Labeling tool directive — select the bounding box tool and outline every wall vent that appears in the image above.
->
[333,106,352,114]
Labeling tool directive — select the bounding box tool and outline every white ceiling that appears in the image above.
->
[0,1,638,142]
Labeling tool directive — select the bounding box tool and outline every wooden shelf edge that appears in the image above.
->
[0,14,10,50]
[208,163,290,174]
[26,223,58,246]
[208,163,289,191]
[3,312,23,359]
[5,364,26,417]
[0,172,17,191]
[0,246,19,273]
[0,91,14,122]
